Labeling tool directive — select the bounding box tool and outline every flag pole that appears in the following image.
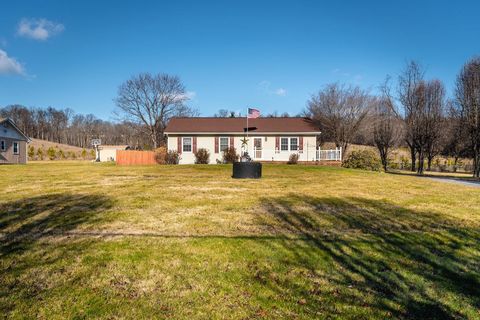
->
[246,107,249,156]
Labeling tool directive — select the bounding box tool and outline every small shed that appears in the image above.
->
[98,145,130,162]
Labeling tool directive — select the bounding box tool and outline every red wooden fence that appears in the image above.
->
[116,150,156,165]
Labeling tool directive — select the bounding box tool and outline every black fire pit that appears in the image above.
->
[232,162,262,179]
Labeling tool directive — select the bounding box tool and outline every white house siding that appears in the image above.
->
[99,149,118,162]
[167,135,318,164]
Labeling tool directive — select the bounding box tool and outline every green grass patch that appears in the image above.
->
[1,162,480,319]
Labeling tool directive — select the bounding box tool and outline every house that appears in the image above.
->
[97,145,131,162]
[0,118,30,164]
[164,117,322,164]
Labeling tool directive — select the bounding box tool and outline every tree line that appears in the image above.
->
[305,57,480,177]
[0,105,153,148]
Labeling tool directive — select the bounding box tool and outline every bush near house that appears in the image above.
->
[154,147,167,164]
[223,147,239,163]
[287,153,299,164]
[36,148,44,160]
[28,146,35,160]
[47,147,56,160]
[342,150,381,171]
[165,150,180,164]
[194,148,210,164]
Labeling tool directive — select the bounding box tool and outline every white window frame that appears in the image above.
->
[290,137,299,151]
[280,137,299,152]
[219,137,229,152]
[13,142,19,155]
[280,137,289,151]
[182,137,192,153]
[0,140,5,151]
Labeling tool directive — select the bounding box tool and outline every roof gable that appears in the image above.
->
[0,118,30,141]
[164,117,321,134]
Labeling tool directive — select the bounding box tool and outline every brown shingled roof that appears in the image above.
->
[165,117,321,134]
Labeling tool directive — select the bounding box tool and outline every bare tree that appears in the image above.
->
[114,72,197,148]
[424,80,446,171]
[456,57,480,178]
[442,100,469,171]
[372,95,401,172]
[398,61,425,172]
[306,83,372,159]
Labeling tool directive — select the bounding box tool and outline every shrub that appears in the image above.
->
[47,147,56,160]
[154,147,167,164]
[90,149,96,159]
[194,148,210,164]
[388,161,399,170]
[81,149,87,159]
[222,147,239,164]
[165,150,180,164]
[342,150,381,171]
[28,146,35,160]
[400,156,410,170]
[287,153,299,164]
[57,149,65,159]
[37,148,44,160]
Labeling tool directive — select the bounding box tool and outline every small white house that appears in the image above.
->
[98,145,130,162]
[164,117,323,164]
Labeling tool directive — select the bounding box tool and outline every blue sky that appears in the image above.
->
[1,0,479,120]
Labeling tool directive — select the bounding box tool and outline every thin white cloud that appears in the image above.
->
[172,91,196,102]
[259,80,287,97]
[185,91,196,99]
[0,49,25,75]
[274,88,287,96]
[17,18,64,41]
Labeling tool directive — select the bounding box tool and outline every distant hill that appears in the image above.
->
[30,139,91,153]
[29,139,94,160]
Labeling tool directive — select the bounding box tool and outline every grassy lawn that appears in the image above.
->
[1,162,480,319]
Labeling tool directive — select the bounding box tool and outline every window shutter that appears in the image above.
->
[193,136,197,153]
[177,137,182,154]
[275,136,280,151]
[230,136,234,149]
[299,136,304,152]
[215,136,219,153]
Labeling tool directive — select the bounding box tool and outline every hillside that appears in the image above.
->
[30,139,91,153]
[29,139,94,160]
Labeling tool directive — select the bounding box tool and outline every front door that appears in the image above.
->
[253,137,262,159]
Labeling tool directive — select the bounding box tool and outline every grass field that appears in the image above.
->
[1,162,480,319]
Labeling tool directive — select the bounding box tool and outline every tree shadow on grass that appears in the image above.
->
[0,193,113,316]
[0,193,113,257]
[256,195,480,319]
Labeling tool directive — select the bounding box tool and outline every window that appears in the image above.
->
[0,140,5,151]
[280,137,299,151]
[280,138,289,151]
[220,137,229,152]
[290,138,298,151]
[182,137,192,152]
[13,142,19,154]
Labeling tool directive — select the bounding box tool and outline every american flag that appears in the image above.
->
[247,108,260,119]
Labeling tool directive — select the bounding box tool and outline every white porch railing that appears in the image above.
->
[317,147,342,161]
